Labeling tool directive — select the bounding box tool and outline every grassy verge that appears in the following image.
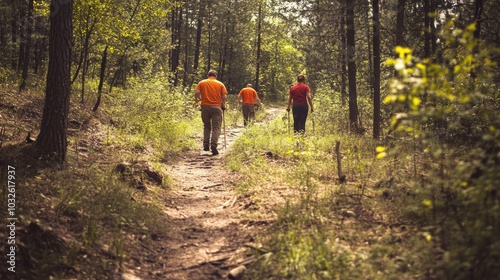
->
[225,108,487,279]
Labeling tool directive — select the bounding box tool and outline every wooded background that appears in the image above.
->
[2,0,497,114]
[1,1,500,279]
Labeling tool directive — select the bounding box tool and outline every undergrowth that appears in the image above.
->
[229,22,500,280]
[0,74,202,278]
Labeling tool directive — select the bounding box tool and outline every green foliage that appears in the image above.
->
[229,20,500,280]
[227,115,404,279]
[103,76,199,158]
[312,85,346,134]
[385,22,498,143]
[259,32,304,101]
[382,21,500,279]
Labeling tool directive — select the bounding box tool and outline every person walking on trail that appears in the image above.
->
[238,84,261,127]
[286,74,314,134]
[195,70,228,155]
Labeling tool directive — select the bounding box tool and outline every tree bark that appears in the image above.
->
[206,1,214,74]
[93,46,108,112]
[424,0,431,58]
[396,0,406,47]
[81,40,89,104]
[340,4,347,107]
[473,0,483,56]
[193,1,204,75]
[346,0,359,133]
[430,0,437,56]
[0,15,5,55]
[255,1,262,92]
[471,0,483,86]
[19,0,34,92]
[11,1,18,70]
[170,4,182,86]
[182,6,191,87]
[17,0,26,73]
[373,0,381,139]
[33,14,48,75]
[36,0,73,164]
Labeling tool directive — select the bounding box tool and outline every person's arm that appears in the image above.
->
[195,89,201,104]
[238,91,243,103]
[306,90,314,113]
[221,93,227,110]
[286,92,292,111]
[254,90,261,105]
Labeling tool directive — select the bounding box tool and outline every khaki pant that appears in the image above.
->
[201,106,223,148]
[242,104,255,126]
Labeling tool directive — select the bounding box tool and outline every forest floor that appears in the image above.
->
[0,85,284,280]
[122,107,284,280]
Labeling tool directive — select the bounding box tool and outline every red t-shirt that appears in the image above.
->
[289,83,310,105]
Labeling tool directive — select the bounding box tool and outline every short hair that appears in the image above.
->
[247,84,253,88]
[297,74,306,83]
[208,70,218,77]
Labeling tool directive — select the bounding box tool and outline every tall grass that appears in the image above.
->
[102,77,201,159]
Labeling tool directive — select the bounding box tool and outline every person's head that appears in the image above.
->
[247,84,253,88]
[297,74,306,83]
[207,70,218,78]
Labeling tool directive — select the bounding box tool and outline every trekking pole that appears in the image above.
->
[223,109,227,150]
[312,112,315,134]
[288,110,291,135]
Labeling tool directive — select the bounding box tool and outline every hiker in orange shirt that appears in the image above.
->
[237,84,261,127]
[195,70,228,155]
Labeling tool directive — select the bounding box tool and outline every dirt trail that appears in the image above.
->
[143,107,283,280]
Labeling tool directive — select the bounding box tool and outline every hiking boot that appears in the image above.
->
[211,147,219,155]
[203,144,210,151]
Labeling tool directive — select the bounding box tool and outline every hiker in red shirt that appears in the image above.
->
[195,70,228,155]
[286,74,314,134]
[238,84,261,127]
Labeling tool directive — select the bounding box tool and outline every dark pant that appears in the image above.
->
[292,104,308,133]
[201,106,223,148]
[242,104,255,126]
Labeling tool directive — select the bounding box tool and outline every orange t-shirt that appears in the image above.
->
[196,77,228,106]
[238,87,258,104]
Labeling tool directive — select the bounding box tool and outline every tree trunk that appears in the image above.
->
[0,16,5,56]
[36,0,73,164]
[474,0,483,43]
[170,4,182,86]
[255,1,262,92]
[182,6,190,87]
[193,1,204,75]
[33,11,49,75]
[11,2,18,70]
[19,0,34,92]
[17,0,26,73]
[346,0,359,133]
[471,0,483,86]
[424,0,431,58]
[396,0,406,47]
[340,4,347,107]
[81,43,89,104]
[365,0,373,98]
[93,46,108,112]
[430,0,437,56]
[373,0,381,139]
[206,1,213,74]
